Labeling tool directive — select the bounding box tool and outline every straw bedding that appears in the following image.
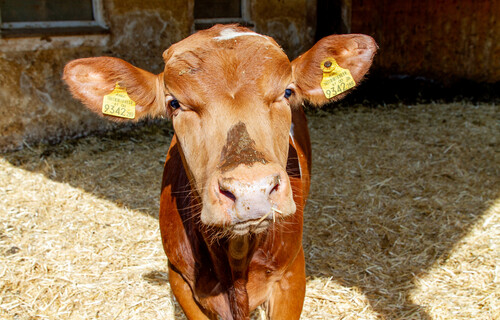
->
[0,102,498,319]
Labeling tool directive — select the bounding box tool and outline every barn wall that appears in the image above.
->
[0,0,315,152]
[350,0,500,83]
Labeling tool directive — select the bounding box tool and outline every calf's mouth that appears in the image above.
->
[230,217,273,236]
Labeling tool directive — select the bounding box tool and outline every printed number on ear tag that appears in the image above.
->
[320,58,356,99]
[102,83,136,119]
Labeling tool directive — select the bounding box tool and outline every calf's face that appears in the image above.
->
[162,28,296,233]
[63,25,377,236]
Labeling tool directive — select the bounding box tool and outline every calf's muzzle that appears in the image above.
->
[204,163,296,235]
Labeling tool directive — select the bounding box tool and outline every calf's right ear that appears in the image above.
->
[63,57,167,121]
[290,34,377,107]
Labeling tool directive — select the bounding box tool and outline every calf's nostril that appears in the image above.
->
[219,186,236,202]
[269,175,280,196]
[270,181,279,195]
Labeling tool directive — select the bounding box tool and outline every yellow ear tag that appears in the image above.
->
[102,83,136,119]
[320,58,356,99]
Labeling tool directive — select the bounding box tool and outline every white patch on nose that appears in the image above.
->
[214,28,268,41]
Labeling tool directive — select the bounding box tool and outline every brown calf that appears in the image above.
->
[63,24,377,319]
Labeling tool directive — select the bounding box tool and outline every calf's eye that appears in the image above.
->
[284,88,292,99]
[170,99,181,109]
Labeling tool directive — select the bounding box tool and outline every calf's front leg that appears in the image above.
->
[266,248,306,320]
[168,263,217,320]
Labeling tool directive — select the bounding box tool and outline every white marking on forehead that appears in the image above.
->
[214,28,268,41]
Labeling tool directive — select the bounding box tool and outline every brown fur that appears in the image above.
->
[62,25,377,319]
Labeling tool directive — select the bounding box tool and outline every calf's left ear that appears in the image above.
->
[290,34,377,107]
[63,57,166,121]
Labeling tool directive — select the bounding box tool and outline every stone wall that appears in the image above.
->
[250,0,316,59]
[0,0,193,152]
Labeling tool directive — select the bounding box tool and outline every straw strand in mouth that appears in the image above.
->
[253,207,282,227]
[271,207,283,223]
[256,209,273,226]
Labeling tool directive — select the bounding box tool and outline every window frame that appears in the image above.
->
[0,0,107,36]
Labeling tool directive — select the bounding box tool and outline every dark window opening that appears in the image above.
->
[194,0,241,20]
[0,0,107,38]
[194,0,253,30]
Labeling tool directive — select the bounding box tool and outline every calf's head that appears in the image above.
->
[63,25,377,236]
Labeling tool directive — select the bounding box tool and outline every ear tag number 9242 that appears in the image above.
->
[320,58,356,99]
[102,83,136,119]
